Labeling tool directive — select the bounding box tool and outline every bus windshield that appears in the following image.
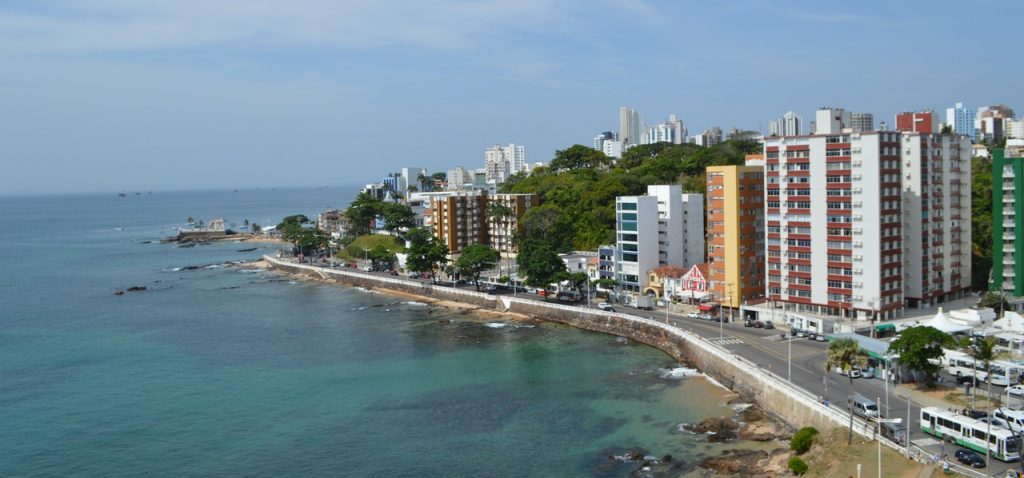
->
[1007,436,1021,454]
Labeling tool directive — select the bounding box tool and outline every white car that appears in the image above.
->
[1008,384,1024,397]
[836,367,862,378]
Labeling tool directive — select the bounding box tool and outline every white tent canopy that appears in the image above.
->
[919,307,973,333]
[994,311,1024,333]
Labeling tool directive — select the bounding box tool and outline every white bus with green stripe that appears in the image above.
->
[920,407,1021,461]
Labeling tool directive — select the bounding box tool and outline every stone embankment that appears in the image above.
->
[263,255,885,442]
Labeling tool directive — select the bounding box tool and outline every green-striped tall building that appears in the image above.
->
[992,148,1024,295]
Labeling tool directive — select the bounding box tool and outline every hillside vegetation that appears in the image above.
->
[501,140,760,251]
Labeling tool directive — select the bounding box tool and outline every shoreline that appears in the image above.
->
[247,258,537,324]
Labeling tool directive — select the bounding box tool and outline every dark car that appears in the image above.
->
[744,319,755,327]
[964,409,987,420]
[955,375,980,386]
[955,449,985,468]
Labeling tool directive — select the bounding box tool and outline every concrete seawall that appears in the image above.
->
[264,255,885,440]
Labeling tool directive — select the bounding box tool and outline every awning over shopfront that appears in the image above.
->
[874,323,896,334]
[698,303,719,311]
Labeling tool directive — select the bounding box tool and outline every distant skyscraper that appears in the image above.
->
[645,114,686,144]
[593,131,616,151]
[694,127,723,147]
[768,111,802,136]
[483,143,526,183]
[850,112,874,132]
[946,102,976,140]
[619,107,644,146]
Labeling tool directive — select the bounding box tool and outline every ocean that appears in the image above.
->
[0,188,740,477]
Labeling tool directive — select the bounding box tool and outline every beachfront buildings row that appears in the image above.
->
[429,191,538,254]
[613,185,704,294]
[760,126,971,322]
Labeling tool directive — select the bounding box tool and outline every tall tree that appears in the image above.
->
[454,244,500,291]
[405,228,448,283]
[345,192,382,236]
[367,245,396,271]
[824,338,869,445]
[887,326,955,388]
[516,239,566,290]
[380,202,416,236]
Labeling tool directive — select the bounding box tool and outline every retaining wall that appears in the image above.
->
[264,255,890,442]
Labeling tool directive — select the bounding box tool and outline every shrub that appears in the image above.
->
[789,427,819,454]
[788,457,808,475]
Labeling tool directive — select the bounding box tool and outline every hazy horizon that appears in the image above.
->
[3,0,1022,194]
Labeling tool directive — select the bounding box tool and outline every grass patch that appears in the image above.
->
[802,429,927,478]
[337,234,404,261]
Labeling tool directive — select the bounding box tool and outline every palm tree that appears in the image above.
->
[417,172,431,192]
[824,337,869,445]
[965,336,1007,467]
[487,201,515,279]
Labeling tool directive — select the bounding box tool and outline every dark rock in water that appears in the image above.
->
[113,290,124,296]
[684,416,739,443]
[178,243,196,248]
[237,247,258,252]
[126,286,147,292]
[661,454,672,463]
[437,319,451,324]
[740,406,765,423]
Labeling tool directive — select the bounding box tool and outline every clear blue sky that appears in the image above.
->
[1,0,1021,194]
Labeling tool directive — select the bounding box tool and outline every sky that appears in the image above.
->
[1,0,1022,194]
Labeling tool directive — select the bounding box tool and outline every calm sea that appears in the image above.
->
[0,188,737,477]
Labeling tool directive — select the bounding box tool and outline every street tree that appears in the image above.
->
[367,245,396,271]
[824,337,869,445]
[887,326,955,388]
[344,192,382,236]
[405,228,449,283]
[516,238,566,291]
[380,202,417,237]
[454,244,500,291]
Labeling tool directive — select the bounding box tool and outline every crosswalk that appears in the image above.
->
[709,337,743,346]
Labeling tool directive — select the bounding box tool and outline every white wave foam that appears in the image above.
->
[484,323,508,329]
[659,366,700,379]
[403,301,428,306]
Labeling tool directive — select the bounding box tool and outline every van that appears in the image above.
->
[879,421,907,446]
[849,393,880,419]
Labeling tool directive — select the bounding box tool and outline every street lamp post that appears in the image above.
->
[876,415,903,478]
[786,311,792,382]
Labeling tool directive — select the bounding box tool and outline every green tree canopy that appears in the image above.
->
[344,192,382,236]
[887,326,955,387]
[367,244,396,271]
[405,228,449,283]
[516,238,567,289]
[454,244,500,291]
[380,202,416,236]
[548,144,613,172]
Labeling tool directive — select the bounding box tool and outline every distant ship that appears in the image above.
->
[118,192,127,197]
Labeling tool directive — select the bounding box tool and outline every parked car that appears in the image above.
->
[1008,384,1024,397]
[955,449,986,468]
[744,319,755,327]
[859,367,875,379]
[698,313,712,321]
[763,320,775,330]
[836,367,862,378]
[814,334,827,342]
[687,312,701,319]
[794,329,807,338]
[598,302,615,312]
[879,421,907,446]
[753,320,764,328]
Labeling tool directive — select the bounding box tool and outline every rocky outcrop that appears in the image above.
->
[685,417,739,442]
[699,448,792,477]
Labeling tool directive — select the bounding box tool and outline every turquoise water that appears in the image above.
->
[0,189,735,477]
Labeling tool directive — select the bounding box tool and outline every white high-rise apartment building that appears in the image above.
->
[946,102,976,140]
[646,114,686,144]
[849,112,874,132]
[615,185,704,292]
[483,143,526,183]
[401,167,428,192]
[764,131,905,321]
[446,166,473,190]
[619,107,645,147]
[602,140,623,159]
[900,133,972,308]
[769,111,802,137]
